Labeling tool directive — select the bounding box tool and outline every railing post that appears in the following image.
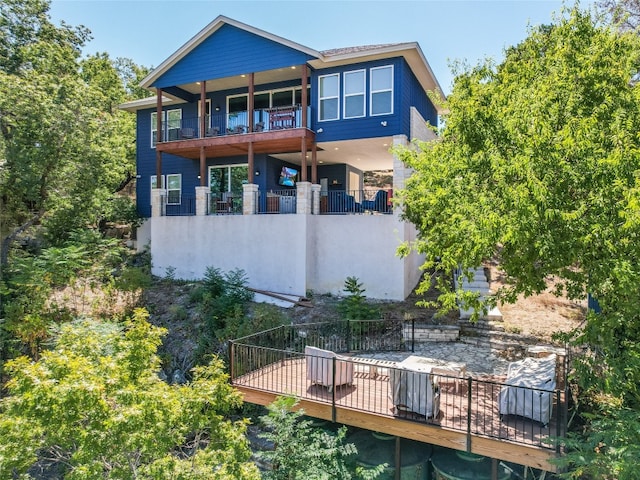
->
[466,376,472,451]
[411,319,415,353]
[556,389,562,453]
[346,319,352,353]
[229,340,235,382]
[332,356,337,423]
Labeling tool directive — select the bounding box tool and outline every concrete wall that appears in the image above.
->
[148,212,423,300]
[151,214,308,296]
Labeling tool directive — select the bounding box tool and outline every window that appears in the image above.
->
[151,174,181,205]
[343,70,365,119]
[166,174,182,205]
[370,65,393,116]
[150,108,182,147]
[319,74,339,121]
[209,165,249,195]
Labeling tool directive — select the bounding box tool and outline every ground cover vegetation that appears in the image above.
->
[395,5,640,478]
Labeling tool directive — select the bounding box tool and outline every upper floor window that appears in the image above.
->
[319,73,339,121]
[343,70,365,119]
[370,66,393,116]
[151,108,182,147]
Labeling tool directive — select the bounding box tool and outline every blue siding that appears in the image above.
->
[310,58,404,143]
[399,59,438,135]
[155,24,316,88]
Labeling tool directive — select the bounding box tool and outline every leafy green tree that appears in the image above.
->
[258,396,384,480]
[0,0,145,266]
[0,309,260,479]
[395,6,640,477]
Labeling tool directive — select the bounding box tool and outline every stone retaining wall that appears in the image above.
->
[403,323,460,343]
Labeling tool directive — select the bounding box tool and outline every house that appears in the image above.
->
[120,15,444,300]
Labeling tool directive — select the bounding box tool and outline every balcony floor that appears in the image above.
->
[233,357,561,472]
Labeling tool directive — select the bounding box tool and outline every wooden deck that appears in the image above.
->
[233,357,561,472]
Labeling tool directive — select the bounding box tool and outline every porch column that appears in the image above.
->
[195,186,209,216]
[311,183,321,215]
[243,183,258,215]
[200,80,206,139]
[156,88,163,180]
[301,64,308,128]
[248,72,254,132]
[199,145,206,187]
[311,142,318,184]
[391,135,409,215]
[151,188,164,217]
[296,181,312,215]
[248,142,254,184]
[300,137,308,182]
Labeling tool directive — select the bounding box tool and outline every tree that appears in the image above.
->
[0,309,261,479]
[258,396,384,480]
[597,0,640,31]
[0,0,145,267]
[395,6,640,477]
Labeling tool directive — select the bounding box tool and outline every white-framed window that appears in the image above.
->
[151,174,181,205]
[370,65,393,116]
[318,73,340,121]
[343,69,365,119]
[151,108,182,147]
[166,174,182,205]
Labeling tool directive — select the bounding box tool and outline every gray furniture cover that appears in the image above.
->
[499,354,557,425]
[390,365,440,418]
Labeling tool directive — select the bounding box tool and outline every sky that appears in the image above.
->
[48,0,592,94]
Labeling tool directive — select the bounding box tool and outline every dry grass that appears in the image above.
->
[486,264,586,341]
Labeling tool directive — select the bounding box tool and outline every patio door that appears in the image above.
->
[209,164,248,195]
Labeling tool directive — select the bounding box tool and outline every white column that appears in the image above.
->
[243,183,258,215]
[195,186,209,216]
[151,188,164,217]
[311,184,321,215]
[296,181,312,215]
[392,134,409,214]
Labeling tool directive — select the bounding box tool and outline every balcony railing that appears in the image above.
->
[158,105,310,142]
[207,192,243,215]
[318,189,393,215]
[160,193,196,216]
[229,320,568,451]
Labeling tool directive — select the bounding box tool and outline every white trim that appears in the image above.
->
[318,73,340,122]
[166,174,182,205]
[343,69,366,119]
[370,65,394,116]
[151,108,182,147]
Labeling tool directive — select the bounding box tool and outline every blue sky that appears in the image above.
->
[49,0,591,94]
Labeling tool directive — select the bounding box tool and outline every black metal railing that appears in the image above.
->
[160,193,196,216]
[229,320,567,450]
[257,189,297,214]
[318,189,393,215]
[159,106,309,142]
[207,192,243,215]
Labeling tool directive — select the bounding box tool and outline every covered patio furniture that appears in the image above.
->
[499,354,557,426]
[305,346,354,392]
[390,357,440,418]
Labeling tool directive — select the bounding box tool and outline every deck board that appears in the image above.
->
[233,357,561,471]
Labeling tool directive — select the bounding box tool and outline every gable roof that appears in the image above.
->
[139,15,321,89]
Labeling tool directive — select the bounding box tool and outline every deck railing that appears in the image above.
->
[207,192,243,215]
[159,106,309,141]
[160,193,196,216]
[318,189,393,215]
[229,320,567,451]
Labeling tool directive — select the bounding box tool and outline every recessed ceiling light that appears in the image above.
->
[319,161,324,164]
[291,66,296,70]
[383,143,388,147]
[241,74,246,78]
[334,147,339,150]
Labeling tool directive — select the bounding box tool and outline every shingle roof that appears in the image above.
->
[320,43,404,57]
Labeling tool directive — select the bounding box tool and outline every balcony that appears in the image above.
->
[156,188,394,217]
[155,105,314,160]
[229,320,567,472]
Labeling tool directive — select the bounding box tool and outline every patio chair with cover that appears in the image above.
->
[305,346,354,392]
